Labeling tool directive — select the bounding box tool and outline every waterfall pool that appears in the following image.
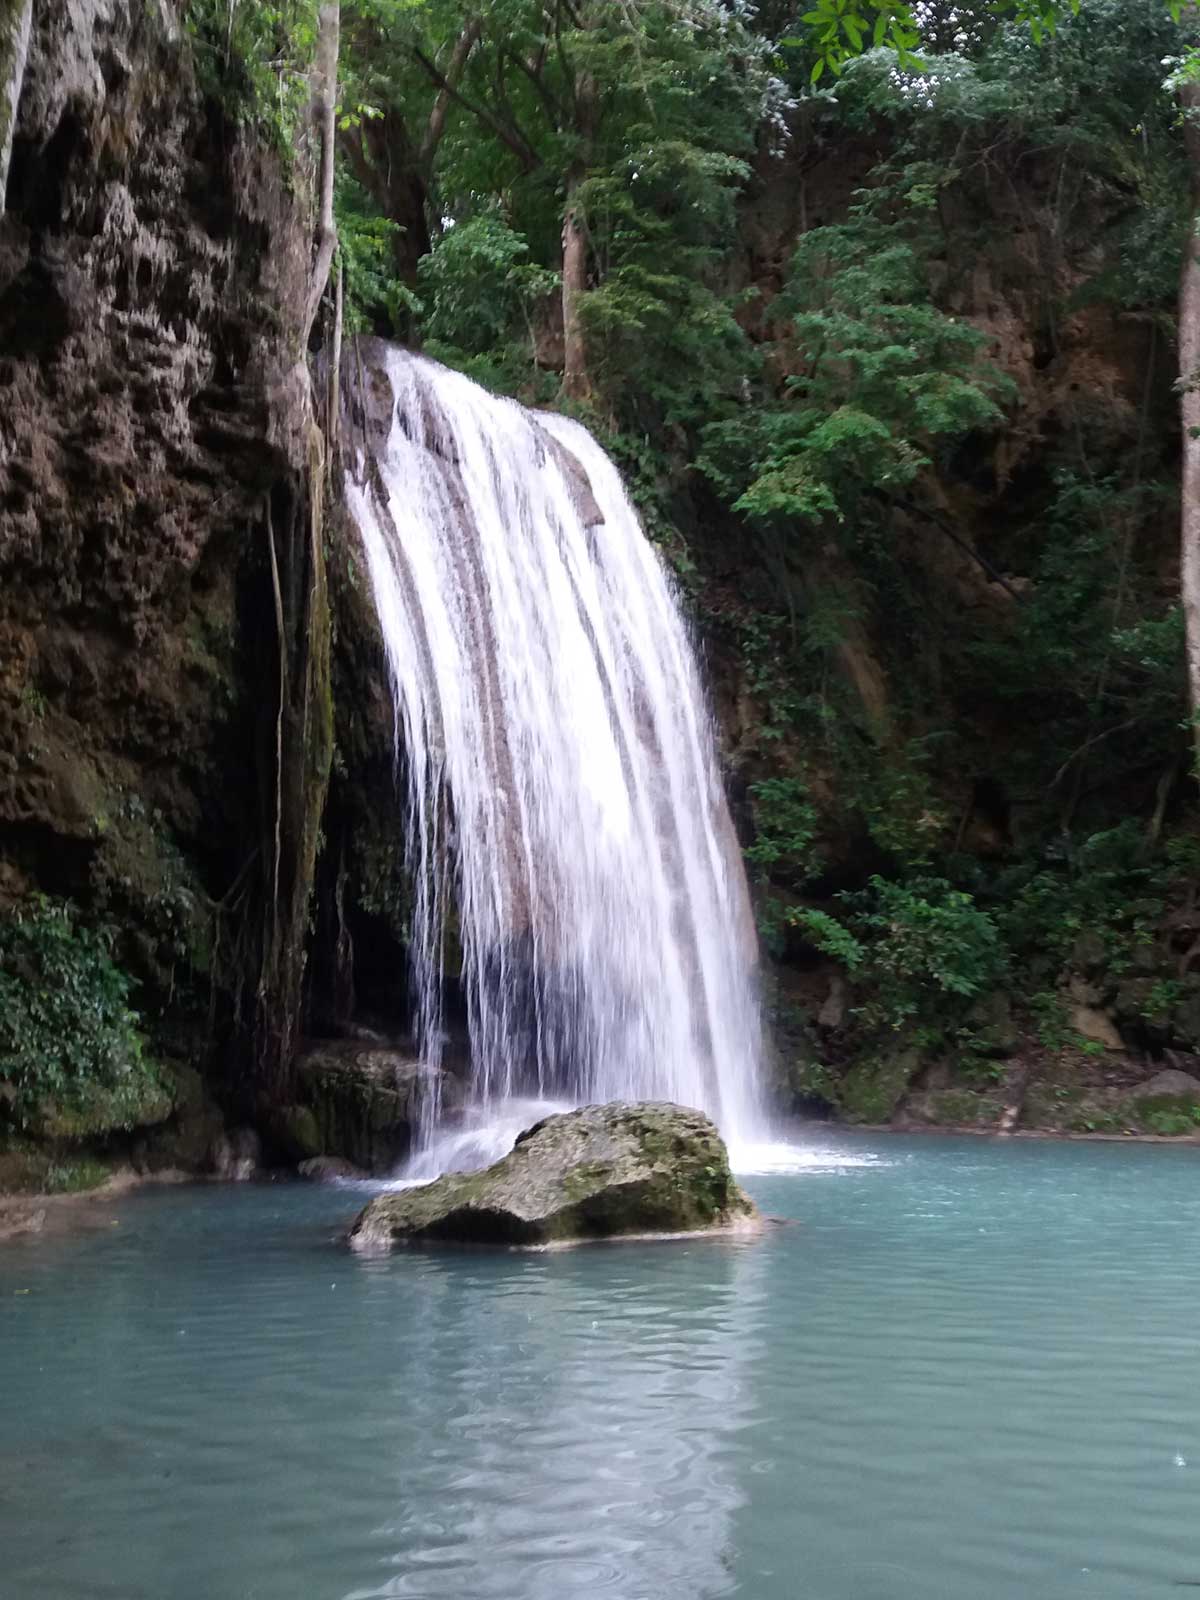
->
[3,1131,1199,1599]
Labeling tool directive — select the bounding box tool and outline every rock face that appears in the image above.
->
[0,0,339,1133]
[1070,1004,1124,1052]
[348,1101,758,1252]
[296,1042,462,1172]
[0,0,314,888]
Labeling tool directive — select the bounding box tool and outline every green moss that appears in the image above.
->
[926,1089,1002,1127]
[1122,1094,1200,1136]
[43,1158,112,1194]
[833,1050,917,1124]
[1066,1106,1125,1135]
[91,795,214,982]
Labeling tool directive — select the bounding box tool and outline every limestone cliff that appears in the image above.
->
[0,0,344,1173]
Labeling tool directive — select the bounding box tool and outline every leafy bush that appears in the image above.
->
[996,822,1166,977]
[698,179,1011,528]
[418,214,558,360]
[745,779,823,879]
[794,874,1008,1038]
[0,900,164,1135]
[334,173,415,334]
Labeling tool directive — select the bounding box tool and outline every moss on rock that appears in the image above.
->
[833,1048,919,1124]
[298,1042,461,1172]
[348,1101,759,1251]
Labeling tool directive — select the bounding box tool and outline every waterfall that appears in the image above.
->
[343,342,763,1155]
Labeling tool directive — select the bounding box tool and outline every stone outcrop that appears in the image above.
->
[348,1100,758,1251]
[0,0,340,1159]
[297,1154,365,1182]
[295,1042,461,1173]
[1127,1069,1200,1103]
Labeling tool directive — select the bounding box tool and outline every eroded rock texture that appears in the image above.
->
[348,1101,759,1251]
[0,1,327,1114]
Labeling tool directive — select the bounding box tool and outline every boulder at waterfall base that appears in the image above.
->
[348,1102,758,1250]
[295,1044,462,1172]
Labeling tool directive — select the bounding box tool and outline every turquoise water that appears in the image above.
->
[3,1133,1200,1599]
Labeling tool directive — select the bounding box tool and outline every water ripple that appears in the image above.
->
[3,1136,1200,1598]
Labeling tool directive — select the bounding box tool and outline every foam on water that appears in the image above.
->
[388,1097,574,1188]
[727,1138,896,1175]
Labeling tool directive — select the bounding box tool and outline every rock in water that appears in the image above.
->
[297,1044,462,1172]
[298,1156,367,1183]
[348,1102,758,1252]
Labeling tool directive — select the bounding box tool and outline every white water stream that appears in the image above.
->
[344,346,763,1162]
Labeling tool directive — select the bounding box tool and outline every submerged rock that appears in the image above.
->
[348,1101,758,1252]
[297,1155,365,1182]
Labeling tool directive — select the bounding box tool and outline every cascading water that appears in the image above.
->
[343,341,763,1164]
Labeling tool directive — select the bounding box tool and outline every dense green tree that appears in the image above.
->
[793,0,1200,772]
[338,0,777,407]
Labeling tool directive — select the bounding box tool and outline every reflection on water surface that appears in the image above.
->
[2,1132,1200,1599]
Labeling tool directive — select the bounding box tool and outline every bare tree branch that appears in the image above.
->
[411,42,542,171]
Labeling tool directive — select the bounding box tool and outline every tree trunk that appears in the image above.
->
[560,52,596,401]
[302,2,340,344]
[0,0,33,213]
[338,110,432,296]
[560,165,590,401]
[1180,81,1200,778]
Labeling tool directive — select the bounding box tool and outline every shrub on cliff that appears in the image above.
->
[0,899,169,1138]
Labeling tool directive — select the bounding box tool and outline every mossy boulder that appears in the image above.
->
[24,1071,174,1142]
[1126,1069,1200,1104]
[833,1047,919,1124]
[131,1063,225,1174]
[348,1101,758,1252]
[297,1043,462,1172]
[264,1104,324,1163]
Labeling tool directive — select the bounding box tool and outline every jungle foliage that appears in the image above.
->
[193,0,1200,1117]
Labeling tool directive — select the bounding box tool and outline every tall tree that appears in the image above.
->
[798,0,1200,776]
[338,9,482,291]
[1173,64,1200,775]
[350,0,774,402]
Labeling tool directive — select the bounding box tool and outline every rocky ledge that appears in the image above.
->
[348,1101,758,1252]
[265,1042,462,1172]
